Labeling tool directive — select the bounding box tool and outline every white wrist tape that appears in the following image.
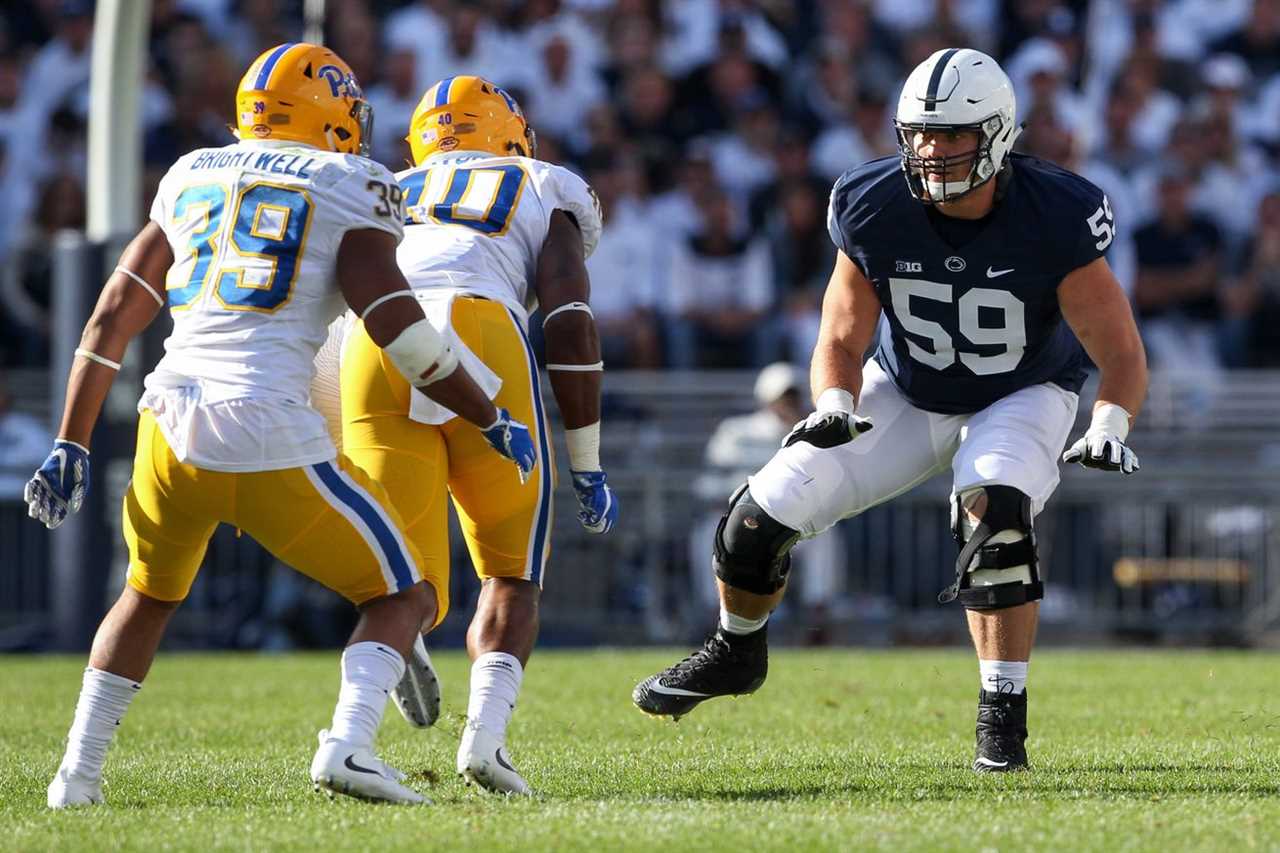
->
[815,387,856,415]
[1089,402,1131,441]
[115,266,164,306]
[546,362,604,372]
[564,422,601,471]
[360,290,416,320]
[542,301,593,326]
[74,348,122,371]
[382,318,458,386]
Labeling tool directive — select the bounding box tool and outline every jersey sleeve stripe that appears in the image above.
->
[254,42,298,90]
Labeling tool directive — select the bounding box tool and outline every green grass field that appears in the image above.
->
[2,649,1279,852]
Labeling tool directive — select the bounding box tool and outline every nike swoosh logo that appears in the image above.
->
[52,448,67,484]
[986,267,1014,278]
[975,757,1009,768]
[646,679,711,698]
[343,754,381,775]
[495,749,516,773]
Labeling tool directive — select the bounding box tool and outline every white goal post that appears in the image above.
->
[86,0,150,243]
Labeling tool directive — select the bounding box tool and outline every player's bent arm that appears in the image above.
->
[1059,256,1149,421]
[58,222,172,447]
[809,250,882,412]
[336,228,499,430]
[535,210,601,433]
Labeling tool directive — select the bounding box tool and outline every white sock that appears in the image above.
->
[719,606,768,636]
[60,667,141,781]
[466,652,523,742]
[979,659,1028,695]
[328,642,405,748]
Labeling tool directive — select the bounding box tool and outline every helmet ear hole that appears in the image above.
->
[334,127,351,141]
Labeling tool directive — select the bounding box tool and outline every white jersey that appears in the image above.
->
[144,140,403,471]
[394,151,601,321]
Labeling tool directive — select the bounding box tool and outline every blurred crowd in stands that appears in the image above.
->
[2,0,1280,374]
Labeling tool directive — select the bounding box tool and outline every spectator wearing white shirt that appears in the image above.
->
[708,99,780,208]
[0,0,91,262]
[0,371,48,499]
[1207,0,1280,82]
[365,48,420,169]
[664,189,777,368]
[517,0,606,77]
[661,0,789,76]
[1091,77,1149,174]
[1119,57,1184,155]
[648,143,716,239]
[600,13,663,95]
[811,93,894,183]
[520,33,606,149]
[581,153,663,368]
[386,5,518,93]
[1007,38,1096,151]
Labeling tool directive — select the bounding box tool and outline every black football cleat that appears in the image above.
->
[973,688,1029,772]
[632,627,768,720]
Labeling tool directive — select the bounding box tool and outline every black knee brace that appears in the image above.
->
[712,484,801,596]
[937,485,1043,610]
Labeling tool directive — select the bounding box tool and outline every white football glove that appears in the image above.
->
[1062,403,1139,474]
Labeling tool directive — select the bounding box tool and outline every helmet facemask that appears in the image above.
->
[895,114,1005,204]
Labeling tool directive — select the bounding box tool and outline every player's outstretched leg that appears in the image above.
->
[456,578,537,796]
[310,583,433,804]
[974,688,1029,772]
[632,622,769,720]
[48,588,175,808]
[392,633,442,728]
[633,485,796,720]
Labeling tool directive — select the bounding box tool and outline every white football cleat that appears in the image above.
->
[456,720,531,796]
[310,730,427,805]
[393,634,441,728]
[47,766,103,808]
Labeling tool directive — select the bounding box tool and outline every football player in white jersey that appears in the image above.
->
[314,75,617,795]
[24,44,537,808]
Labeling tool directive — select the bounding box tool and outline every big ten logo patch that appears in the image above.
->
[895,260,922,273]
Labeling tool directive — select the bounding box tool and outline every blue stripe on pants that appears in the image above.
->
[507,309,551,584]
[311,461,415,592]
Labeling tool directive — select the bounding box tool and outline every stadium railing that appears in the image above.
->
[4,368,1280,650]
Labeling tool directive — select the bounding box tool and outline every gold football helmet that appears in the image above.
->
[405,76,535,165]
[234,42,372,156]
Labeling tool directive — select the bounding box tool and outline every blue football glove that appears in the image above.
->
[570,470,618,534]
[25,440,91,530]
[481,408,537,484]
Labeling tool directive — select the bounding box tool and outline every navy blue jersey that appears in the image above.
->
[827,153,1112,414]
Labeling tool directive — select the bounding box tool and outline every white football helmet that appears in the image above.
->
[895,48,1022,203]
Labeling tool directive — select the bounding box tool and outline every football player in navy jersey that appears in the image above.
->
[634,48,1148,772]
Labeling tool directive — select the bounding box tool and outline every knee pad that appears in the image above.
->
[712,484,801,596]
[937,485,1043,610]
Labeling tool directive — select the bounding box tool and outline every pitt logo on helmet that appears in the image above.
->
[406,76,536,166]
[235,43,374,157]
